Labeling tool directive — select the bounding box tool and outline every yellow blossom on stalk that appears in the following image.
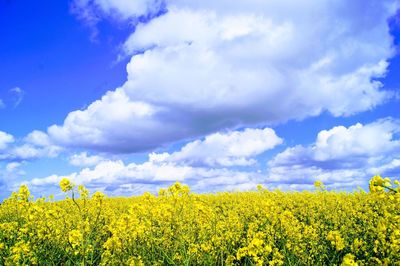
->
[168,181,182,195]
[60,178,73,192]
[341,254,358,266]
[68,229,82,250]
[314,180,325,190]
[78,185,89,198]
[92,191,105,208]
[18,184,30,202]
[327,231,345,251]
[127,256,145,266]
[158,188,166,196]
[92,191,105,201]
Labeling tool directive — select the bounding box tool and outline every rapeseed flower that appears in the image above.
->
[0,176,398,265]
[59,178,73,192]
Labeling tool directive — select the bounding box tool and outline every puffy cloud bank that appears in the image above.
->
[267,118,400,190]
[0,131,61,161]
[42,0,400,153]
[150,128,282,167]
[24,119,400,195]
[26,128,280,195]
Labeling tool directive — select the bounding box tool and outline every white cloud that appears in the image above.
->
[0,131,62,161]
[314,119,400,160]
[71,0,164,40]
[150,128,282,167]
[6,162,22,173]
[0,162,25,191]
[9,87,24,108]
[47,89,166,152]
[122,5,394,115]
[27,159,261,196]
[69,152,106,167]
[368,159,400,177]
[25,130,53,147]
[0,99,4,109]
[73,0,164,20]
[0,131,14,150]
[46,0,399,153]
[267,118,400,187]
[2,144,61,161]
[21,118,400,195]
[26,128,277,196]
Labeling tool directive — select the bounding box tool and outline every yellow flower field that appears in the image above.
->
[0,176,399,265]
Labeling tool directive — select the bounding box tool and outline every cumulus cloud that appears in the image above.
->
[72,0,164,20]
[0,131,14,150]
[0,131,61,162]
[20,118,400,195]
[47,89,166,152]
[6,162,22,173]
[150,128,283,167]
[27,159,261,196]
[69,152,106,167]
[267,118,400,188]
[25,130,53,147]
[71,0,165,41]
[44,0,399,153]
[26,128,277,196]
[0,144,61,161]
[314,120,400,160]
[0,162,25,197]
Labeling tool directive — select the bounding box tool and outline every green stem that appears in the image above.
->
[382,185,398,193]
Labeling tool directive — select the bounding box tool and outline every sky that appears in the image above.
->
[1,0,400,199]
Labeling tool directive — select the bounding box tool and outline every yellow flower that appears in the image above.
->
[0,175,399,265]
[60,178,73,192]
[341,254,358,266]
[327,231,345,251]
[18,184,30,201]
[68,229,82,249]
[92,191,105,201]
[314,180,324,190]
[78,185,89,198]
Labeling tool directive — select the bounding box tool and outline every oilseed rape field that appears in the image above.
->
[0,176,399,265]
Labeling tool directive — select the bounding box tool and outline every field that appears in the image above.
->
[0,176,399,265]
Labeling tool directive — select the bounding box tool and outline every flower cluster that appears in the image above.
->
[0,176,399,265]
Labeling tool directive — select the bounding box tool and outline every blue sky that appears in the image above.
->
[1,0,400,199]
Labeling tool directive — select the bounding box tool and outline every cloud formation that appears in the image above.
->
[267,118,400,189]
[45,0,400,153]
[0,131,61,162]
[25,128,278,195]
[0,131,14,150]
[150,128,282,167]
[71,0,165,41]
[27,159,261,196]
[20,118,400,196]
[72,0,164,20]
[69,152,106,167]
